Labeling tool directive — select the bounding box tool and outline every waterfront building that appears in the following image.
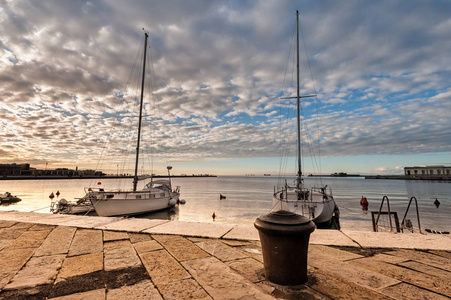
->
[404,165,451,179]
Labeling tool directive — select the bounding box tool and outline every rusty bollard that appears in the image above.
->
[254,210,315,286]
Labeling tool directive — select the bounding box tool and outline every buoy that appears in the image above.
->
[212,212,216,221]
[56,190,60,197]
[180,199,186,204]
[97,182,102,185]
[220,194,226,199]
[360,196,368,211]
[49,192,55,200]
[434,198,440,208]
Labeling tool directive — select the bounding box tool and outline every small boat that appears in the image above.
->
[86,33,180,217]
[50,198,93,214]
[0,192,21,204]
[272,11,338,228]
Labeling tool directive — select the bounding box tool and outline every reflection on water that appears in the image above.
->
[0,176,449,232]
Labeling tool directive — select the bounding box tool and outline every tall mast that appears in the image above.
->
[296,10,302,188]
[133,32,148,192]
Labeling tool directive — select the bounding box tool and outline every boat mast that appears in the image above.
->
[296,10,301,189]
[133,32,148,192]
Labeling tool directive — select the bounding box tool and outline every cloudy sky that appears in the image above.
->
[1,0,450,176]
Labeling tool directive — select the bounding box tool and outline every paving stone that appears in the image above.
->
[29,224,56,231]
[222,224,260,241]
[104,239,132,250]
[133,240,163,254]
[308,250,400,291]
[182,256,274,299]
[221,239,251,247]
[0,239,13,251]
[48,288,106,300]
[104,245,142,271]
[429,250,451,259]
[309,244,364,261]
[56,252,103,282]
[9,222,35,229]
[98,218,169,232]
[103,230,129,241]
[195,239,248,262]
[0,227,28,239]
[0,220,16,228]
[107,279,162,299]
[388,248,451,272]
[342,230,451,251]
[128,232,152,243]
[68,229,103,256]
[140,249,191,285]
[370,253,410,264]
[144,221,233,239]
[237,244,264,263]
[4,229,51,250]
[159,278,211,300]
[34,226,76,257]
[4,255,65,290]
[152,235,210,261]
[380,282,449,300]
[306,268,391,300]
[349,256,451,296]
[226,257,265,283]
[398,260,451,279]
[310,229,359,247]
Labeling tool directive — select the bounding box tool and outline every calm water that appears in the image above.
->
[0,176,449,232]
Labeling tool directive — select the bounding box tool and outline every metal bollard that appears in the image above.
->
[254,210,315,286]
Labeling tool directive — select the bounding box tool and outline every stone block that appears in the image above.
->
[48,288,106,300]
[103,230,129,241]
[194,239,248,262]
[57,252,103,282]
[152,234,209,261]
[97,218,169,232]
[4,255,65,290]
[128,232,152,243]
[226,257,265,283]
[182,256,274,299]
[140,249,191,285]
[159,278,211,300]
[133,240,163,254]
[222,224,260,241]
[104,246,142,271]
[144,221,233,239]
[34,226,76,257]
[68,229,103,257]
[107,280,162,299]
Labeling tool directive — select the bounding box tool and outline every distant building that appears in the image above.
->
[0,163,104,177]
[404,165,451,179]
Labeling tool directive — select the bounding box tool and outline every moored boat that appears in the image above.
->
[272,11,338,228]
[86,33,180,217]
[0,192,21,204]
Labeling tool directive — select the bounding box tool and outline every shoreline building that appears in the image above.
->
[404,165,451,180]
[0,163,104,177]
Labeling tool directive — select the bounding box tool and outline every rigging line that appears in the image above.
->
[277,17,297,185]
[299,12,322,178]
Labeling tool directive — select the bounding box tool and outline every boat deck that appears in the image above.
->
[0,211,449,299]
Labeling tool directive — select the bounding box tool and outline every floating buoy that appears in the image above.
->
[56,190,60,197]
[212,212,216,221]
[49,192,55,200]
[434,198,440,208]
[180,199,186,204]
[220,194,226,199]
[97,182,102,185]
[360,196,368,211]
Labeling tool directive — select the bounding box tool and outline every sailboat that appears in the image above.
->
[85,32,180,217]
[272,11,338,228]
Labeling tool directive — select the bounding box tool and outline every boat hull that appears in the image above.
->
[90,190,179,217]
[273,189,336,225]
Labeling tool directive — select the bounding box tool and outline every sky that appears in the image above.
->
[1,0,450,176]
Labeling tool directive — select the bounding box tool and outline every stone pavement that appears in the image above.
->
[0,211,450,299]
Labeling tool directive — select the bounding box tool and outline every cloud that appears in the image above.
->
[0,0,450,173]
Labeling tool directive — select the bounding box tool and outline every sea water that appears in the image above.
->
[0,176,449,232]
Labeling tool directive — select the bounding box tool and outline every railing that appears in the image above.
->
[372,196,422,234]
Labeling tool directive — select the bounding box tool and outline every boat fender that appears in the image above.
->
[169,198,177,206]
[180,199,186,204]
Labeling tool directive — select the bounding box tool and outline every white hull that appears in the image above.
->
[273,187,336,225]
[88,189,179,217]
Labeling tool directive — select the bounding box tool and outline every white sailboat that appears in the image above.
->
[86,33,180,217]
[272,11,338,228]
